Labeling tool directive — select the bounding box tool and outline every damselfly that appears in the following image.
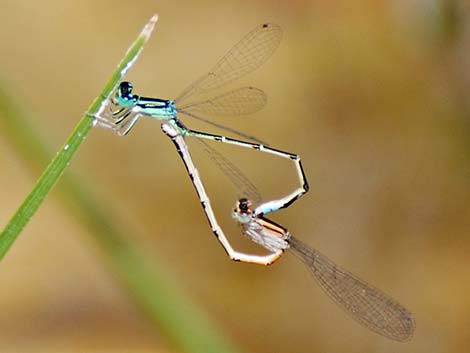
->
[161,122,415,342]
[96,22,308,210]
[97,23,281,138]
[232,198,415,342]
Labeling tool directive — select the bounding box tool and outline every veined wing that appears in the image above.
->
[197,139,262,204]
[289,236,415,342]
[180,109,269,146]
[174,23,282,104]
[178,87,267,116]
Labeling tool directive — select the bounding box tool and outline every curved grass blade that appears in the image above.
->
[0,14,159,259]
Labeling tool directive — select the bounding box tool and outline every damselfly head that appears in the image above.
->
[238,198,252,213]
[232,198,254,224]
[116,81,137,107]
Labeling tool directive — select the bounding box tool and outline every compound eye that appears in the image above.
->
[116,82,136,107]
[119,81,134,99]
[238,198,251,212]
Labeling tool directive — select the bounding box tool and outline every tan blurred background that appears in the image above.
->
[0,0,469,352]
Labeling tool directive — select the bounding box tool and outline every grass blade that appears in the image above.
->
[0,14,158,258]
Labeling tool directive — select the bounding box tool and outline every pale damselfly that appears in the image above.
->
[233,198,416,342]
[95,22,308,212]
[161,122,415,342]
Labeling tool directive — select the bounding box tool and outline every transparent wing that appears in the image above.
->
[181,109,269,145]
[288,236,415,342]
[175,23,282,104]
[178,87,267,116]
[197,139,262,204]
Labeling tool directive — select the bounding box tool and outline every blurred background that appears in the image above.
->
[0,0,469,352]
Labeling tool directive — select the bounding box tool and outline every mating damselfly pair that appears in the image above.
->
[95,23,415,342]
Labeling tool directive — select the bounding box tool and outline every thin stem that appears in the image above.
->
[0,15,158,258]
